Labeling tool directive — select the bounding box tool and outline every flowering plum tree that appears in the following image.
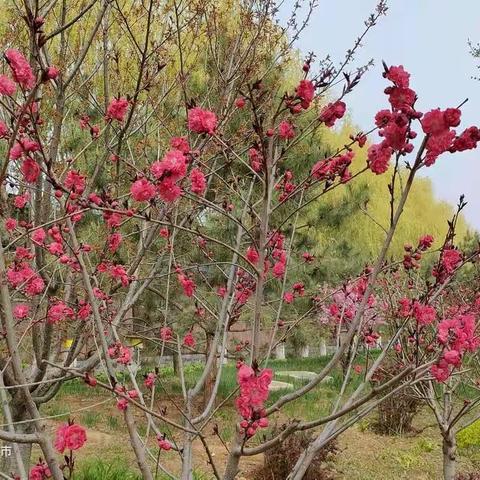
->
[0,1,478,480]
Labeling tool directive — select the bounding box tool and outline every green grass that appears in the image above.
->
[81,411,101,428]
[76,458,143,480]
[76,458,211,480]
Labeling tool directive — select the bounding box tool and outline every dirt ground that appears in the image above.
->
[34,390,479,480]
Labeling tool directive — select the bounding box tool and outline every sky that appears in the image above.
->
[279,0,480,230]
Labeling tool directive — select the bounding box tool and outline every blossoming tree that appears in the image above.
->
[0,1,479,480]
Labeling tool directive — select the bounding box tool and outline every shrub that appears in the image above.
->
[371,361,421,435]
[255,428,338,480]
[457,420,480,450]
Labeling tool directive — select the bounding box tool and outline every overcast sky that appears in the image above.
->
[279,0,480,230]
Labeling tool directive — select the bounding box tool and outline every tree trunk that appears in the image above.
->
[319,338,327,357]
[181,432,194,480]
[1,402,33,477]
[443,431,456,480]
[173,350,180,376]
[203,333,216,409]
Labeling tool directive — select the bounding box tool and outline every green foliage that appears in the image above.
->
[458,420,480,450]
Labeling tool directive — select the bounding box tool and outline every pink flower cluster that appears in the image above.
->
[248,147,263,172]
[5,48,35,89]
[157,435,172,451]
[311,151,354,184]
[108,342,132,365]
[0,74,16,96]
[187,107,217,134]
[278,120,295,140]
[322,274,381,346]
[235,364,272,437]
[319,100,346,127]
[176,266,196,297]
[106,97,129,122]
[144,372,156,389]
[160,326,173,341]
[431,314,480,382]
[183,331,196,348]
[283,282,305,304]
[295,79,315,109]
[7,261,45,297]
[150,148,188,201]
[54,422,87,453]
[398,299,436,326]
[47,301,75,324]
[367,65,421,174]
[432,246,463,283]
[29,461,51,480]
[275,170,296,202]
[190,167,206,195]
[234,268,255,306]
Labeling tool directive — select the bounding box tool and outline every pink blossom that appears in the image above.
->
[431,360,450,382]
[278,120,295,139]
[117,346,132,364]
[14,192,30,208]
[151,149,187,181]
[157,437,172,450]
[54,423,87,453]
[295,79,315,109]
[412,301,436,326]
[385,65,410,88]
[450,126,480,152]
[116,398,128,411]
[177,271,196,297]
[48,302,74,324]
[13,304,30,319]
[108,233,122,253]
[248,148,263,172]
[441,248,462,274]
[235,97,246,108]
[0,120,8,138]
[21,158,40,183]
[246,246,259,264]
[46,66,59,80]
[183,332,196,348]
[272,259,286,278]
[29,461,51,480]
[5,217,17,231]
[443,350,461,367]
[31,228,46,244]
[283,291,294,303]
[64,170,86,194]
[0,74,16,95]
[190,168,206,195]
[302,252,315,263]
[130,178,156,202]
[418,234,434,250]
[367,142,392,174]
[170,136,190,153]
[235,364,272,436]
[158,178,182,202]
[144,372,156,389]
[160,326,173,341]
[5,49,35,89]
[25,276,45,296]
[387,87,416,112]
[106,97,129,122]
[319,101,346,127]
[187,107,217,134]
